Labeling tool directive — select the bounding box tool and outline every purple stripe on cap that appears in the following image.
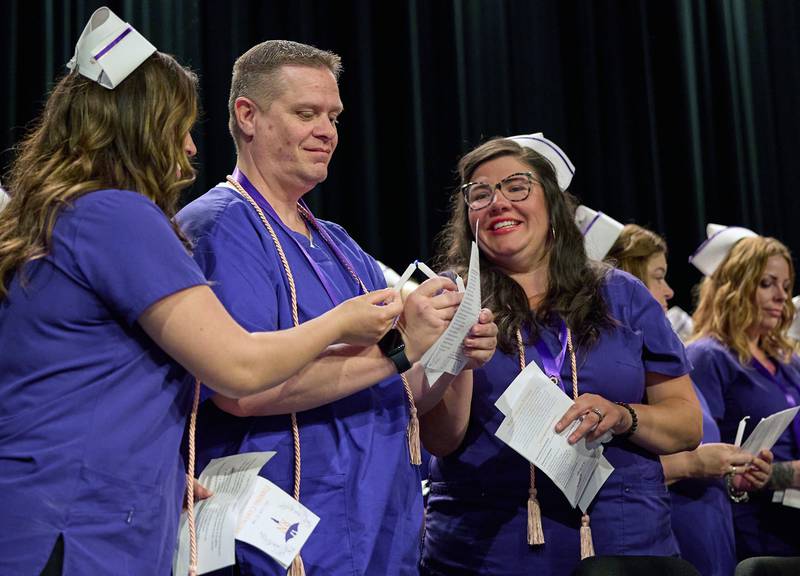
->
[513,136,575,176]
[687,226,742,263]
[94,26,133,60]
[580,211,602,236]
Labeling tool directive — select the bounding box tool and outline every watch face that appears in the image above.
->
[379,328,404,355]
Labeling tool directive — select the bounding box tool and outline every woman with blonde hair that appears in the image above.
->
[688,230,800,560]
[0,8,400,575]
[607,223,772,576]
[606,224,674,311]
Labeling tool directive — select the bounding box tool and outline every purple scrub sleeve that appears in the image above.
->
[422,269,691,575]
[0,190,207,575]
[176,185,423,576]
[688,337,800,558]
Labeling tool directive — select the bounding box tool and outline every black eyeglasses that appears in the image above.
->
[461,172,537,211]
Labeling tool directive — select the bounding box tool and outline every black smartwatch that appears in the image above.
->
[378,328,412,374]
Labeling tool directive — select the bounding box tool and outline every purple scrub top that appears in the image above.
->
[0,190,207,575]
[669,385,735,576]
[176,185,422,575]
[421,269,691,575]
[688,337,800,558]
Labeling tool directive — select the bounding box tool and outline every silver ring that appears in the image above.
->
[729,465,738,475]
[589,407,604,423]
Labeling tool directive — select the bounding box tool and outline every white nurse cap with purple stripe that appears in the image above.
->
[507,132,576,192]
[66,7,156,90]
[575,205,624,261]
[788,296,800,341]
[689,223,757,276]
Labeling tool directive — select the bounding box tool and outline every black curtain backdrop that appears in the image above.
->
[3,0,800,311]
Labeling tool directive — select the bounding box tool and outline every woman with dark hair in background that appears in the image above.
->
[0,8,400,574]
[688,229,800,560]
[607,223,773,576]
[419,136,701,575]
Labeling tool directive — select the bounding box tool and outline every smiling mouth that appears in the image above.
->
[490,220,520,231]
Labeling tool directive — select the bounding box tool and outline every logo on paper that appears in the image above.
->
[271,518,300,542]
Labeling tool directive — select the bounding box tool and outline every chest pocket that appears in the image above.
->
[579,326,646,402]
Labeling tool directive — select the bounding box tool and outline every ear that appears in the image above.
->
[234,97,260,139]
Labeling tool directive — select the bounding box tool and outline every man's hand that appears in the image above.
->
[397,277,462,362]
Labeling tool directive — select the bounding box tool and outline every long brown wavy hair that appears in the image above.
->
[690,236,796,364]
[434,138,612,353]
[0,52,198,299]
[606,224,667,283]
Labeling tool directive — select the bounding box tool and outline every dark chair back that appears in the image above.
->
[735,556,800,576]
[572,555,701,576]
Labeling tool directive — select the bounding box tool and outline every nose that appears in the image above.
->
[775,284,788,302]
[314,116,337,141]
[183,133,197,158]
[663,281,674,302]
[487,186,512,212]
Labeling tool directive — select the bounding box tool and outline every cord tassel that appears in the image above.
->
[580,513,595,559]
[527,464,544,545]
[527,493,545,545]
[288,553,306,576]
[407,404,421,465]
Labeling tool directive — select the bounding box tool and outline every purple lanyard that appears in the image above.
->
[232,168,363,306]
[752,358,800,450]
[533,320,569,393]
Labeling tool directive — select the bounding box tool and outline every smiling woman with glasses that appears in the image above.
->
[419,136,702,575]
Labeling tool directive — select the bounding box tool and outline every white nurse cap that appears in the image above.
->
[507,132,575,192]
[788,296,800,341]
[689,223,757,276]
[66,7,156,89]
[575,205,624,261]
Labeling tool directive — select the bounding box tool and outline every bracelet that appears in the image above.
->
[725,473,750,503]
[616,402,638,438]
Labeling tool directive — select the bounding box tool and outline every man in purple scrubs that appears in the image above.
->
[177,40,493,575]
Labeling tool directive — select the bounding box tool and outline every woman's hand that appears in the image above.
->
[555,393,629,445]
[732,449,773,492]
[690,443,753,478]
[183,478,213,510]
[332,288,403,347]
[462,308,498,371]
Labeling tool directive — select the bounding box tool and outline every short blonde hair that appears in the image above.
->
[691,236,796,364]
[227,40,342,149]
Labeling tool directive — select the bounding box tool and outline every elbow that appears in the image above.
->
[424,437,463,458]
[666,402,703,454]
[204,366,261,401]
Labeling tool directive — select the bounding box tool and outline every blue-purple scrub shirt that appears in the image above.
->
[421,269,691,576]
[176,185,422,575]
[0,190,207,575]
[688,337,800,559]
[669,385,735,576]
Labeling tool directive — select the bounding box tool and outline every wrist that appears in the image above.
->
[378,328,412,374]
[396,324,422,364]
[614,402,638,438]
[726,473,749,502]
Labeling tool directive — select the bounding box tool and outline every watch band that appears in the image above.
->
[385,345,412,374]
[378,328,412,374]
